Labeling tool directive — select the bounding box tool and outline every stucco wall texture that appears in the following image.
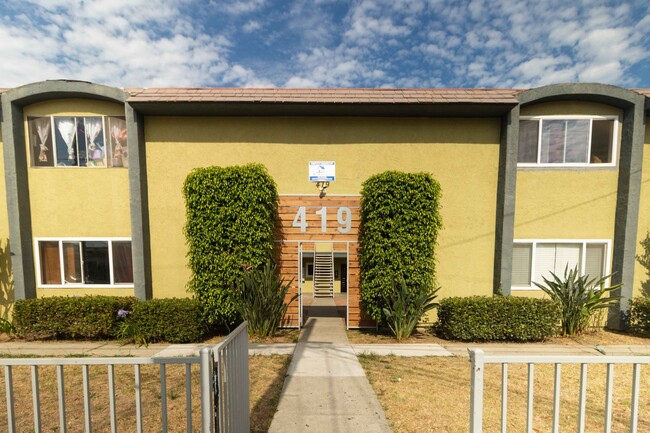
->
[144,116,500,300]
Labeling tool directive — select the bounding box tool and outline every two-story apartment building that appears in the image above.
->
[1,80,648,328]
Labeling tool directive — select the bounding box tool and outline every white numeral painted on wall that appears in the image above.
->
[315,207,327,232]
[337,207,351,233]
[291,206,353,233]
[292,206,308,231]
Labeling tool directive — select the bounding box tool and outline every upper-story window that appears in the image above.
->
[518,116,618,167]
[27,115,127,168]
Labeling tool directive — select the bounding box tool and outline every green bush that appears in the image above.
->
[382,276,439,340]
[132,298,206,343]
[436,296,560,342]
[235,262,297,337]
[13,296,137,340]
[359,171,442,323]
[534,266,621,336]
[629,297,650,335]
[183,164,278,326]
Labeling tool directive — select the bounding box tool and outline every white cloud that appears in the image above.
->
[211,0,267,15]
[0,0,272,87]
[243,20,262,33]
[0,0,648,89]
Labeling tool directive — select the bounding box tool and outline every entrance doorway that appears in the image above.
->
[298,241,348,326]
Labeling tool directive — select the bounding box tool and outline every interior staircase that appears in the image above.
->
[313,250,334,298]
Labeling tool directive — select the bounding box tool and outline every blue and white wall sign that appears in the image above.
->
[309,161,335,182]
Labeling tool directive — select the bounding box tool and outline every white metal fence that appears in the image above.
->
[469,348,650,433]
[1,321,250,433]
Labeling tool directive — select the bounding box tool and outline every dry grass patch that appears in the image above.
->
[359,355,650,433]
[0,354,290,433]
[250,354,291,433]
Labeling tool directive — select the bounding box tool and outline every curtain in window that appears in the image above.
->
[512,244,532,286]
[39,241,61,284]
[35,118,51,163]
[518,120,539,163]
[564,120,589,163]
[534,243,581,283]
[62,242,82,284]
[112,241,133,283]
[109,117,127,168]
[541,120,566,163]
[585,244,605,281]
[85,117,104,166]
[55,117,77,165]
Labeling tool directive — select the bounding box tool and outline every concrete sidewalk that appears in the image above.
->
[268,298,392,433]
[1,339,650,358]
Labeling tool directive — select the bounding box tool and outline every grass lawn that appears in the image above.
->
[0,354,290,433]
[359,355,650,433]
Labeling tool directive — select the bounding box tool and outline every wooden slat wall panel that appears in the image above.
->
[275,195,374,328]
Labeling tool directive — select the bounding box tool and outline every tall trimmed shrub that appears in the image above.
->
[359,171,443,323]
[183,164,278,326]
[436,296,560,342]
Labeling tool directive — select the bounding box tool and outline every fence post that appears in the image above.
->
[469,349,484,433]
[201,348,214,433]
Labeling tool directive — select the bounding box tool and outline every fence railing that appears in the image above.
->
[213,320,250,433]
[469,348,650,433]
[1,322,250,433]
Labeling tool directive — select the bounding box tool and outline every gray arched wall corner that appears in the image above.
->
[0,80,151,301]
[496,83,646,330]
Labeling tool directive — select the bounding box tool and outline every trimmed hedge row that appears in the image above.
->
[132,298,206,343]
[13,296,205,343]
[14,296,137,340]
[629,297,650,335]
[436,296,561,342]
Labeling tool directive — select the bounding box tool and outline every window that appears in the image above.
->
[512,240,609,289]
[27,116,127,168]
[518,116,617,166]
[305,262,314,279]
[36,238,133,287]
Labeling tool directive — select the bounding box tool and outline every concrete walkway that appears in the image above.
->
[268,298,392,433]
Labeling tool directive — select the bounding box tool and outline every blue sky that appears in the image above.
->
[1,0,649,89]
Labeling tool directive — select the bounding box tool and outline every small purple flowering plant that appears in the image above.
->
[116,308,147,347]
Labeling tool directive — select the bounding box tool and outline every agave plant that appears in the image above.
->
[534,266,621,336]
[382,276,440,341]
[235,261,297,338]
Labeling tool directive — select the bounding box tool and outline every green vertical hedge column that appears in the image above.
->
[360,171,443,323]
[183,163,278,326]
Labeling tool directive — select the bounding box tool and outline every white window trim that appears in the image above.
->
[512,239,612,291]
[27,115,126,169]
[518,115,619,168]
[34,237,134,289]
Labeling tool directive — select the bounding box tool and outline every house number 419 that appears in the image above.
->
[292,206,352,234]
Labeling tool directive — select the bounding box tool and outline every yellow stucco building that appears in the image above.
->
[0,81,648,328]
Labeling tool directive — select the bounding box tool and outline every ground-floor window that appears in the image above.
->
[512,240,610,290]
[36,238,133,287]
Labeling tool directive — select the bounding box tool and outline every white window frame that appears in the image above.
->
[27,115,127,169]
[518,115,619,168]
[512,239,612,291]
[34,237,134,288]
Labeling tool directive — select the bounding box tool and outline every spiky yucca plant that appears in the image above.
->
[235,262,297,338]
[534,266,621,336]
[382,276,440,340]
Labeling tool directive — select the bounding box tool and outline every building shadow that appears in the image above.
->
[0,239,14,319]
